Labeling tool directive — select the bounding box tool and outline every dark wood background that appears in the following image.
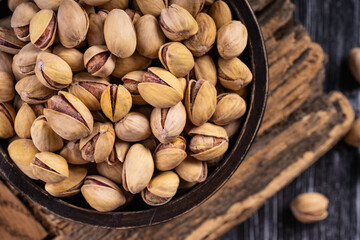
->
[223,0,360,239]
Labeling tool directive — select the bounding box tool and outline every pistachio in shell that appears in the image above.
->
[88,10,108,46]
[175,156,207,183]
[8,0,31,12]
[112,51,151,78]
[57,0,89,48]
[185,79,217,126]
[0,51,13,75]
[30,152,69,184]
[217,21,248,59]
[29,9,57,50]
[159,4,198,41]
[169,0,205,16]
[15,75,55,104]
[223,119,242,138]
[188,123,229,161]
[99,0,129,11]
[97,161,123,184]
[16,43,50,76]
[0,103,15,139]
[35,52,73,90]
[53,45,85,72]
[122,71,147,105]
[141,171,179,206]
[136,0,167,17]
[135,15,165,59]
[84,45,116,78]
[8,139,39,179]
[208,0,232,30]
[33,0,61,10]
[11,2,39,41]
[100,84,132,122]
[194,55,217,86]
[217,57,253,91]
[104,9,136,58]
[60,141,88,165]
[81,175,126,212]
[122,144,154,194]
[138,67,184,108]
[14,103,37,139]
[150,101,186,144]
[44,91,94,141]
[125,9,142,24]
[211,93,246,125]
[159,42,195,77]
[154,136,187,171]
[0,27,26,54]
[0,71,15,103]
[115,112,151,142]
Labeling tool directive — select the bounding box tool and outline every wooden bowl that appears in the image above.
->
[0,0,268,228]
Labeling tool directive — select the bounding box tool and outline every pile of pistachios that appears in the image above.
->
[0,0,252,212]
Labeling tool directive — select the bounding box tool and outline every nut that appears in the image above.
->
[87,10,108,46]
[208,0,232,29]
[15,75,55,104]
[175,156,207,183]
[0,103,16,139]
[136,0,167,17]
[211,93,246,125]
[154,136,187,171]
[169,0,205,16]
[194,55,217,85]
[115,112,151,142]
[97,161,123,184]
[0,27,26,54]
[53,45,85,72]
[11,2,39,41]
[14,103,37,139]
[112,51,152,78]
[60,141,88,165]
[122,71,147,105]
[0,71,15,103]
[29,9,57,50]
[84,45,116,78]
[217,21,248,59]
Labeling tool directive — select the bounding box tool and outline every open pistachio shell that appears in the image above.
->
[112,51,151,78]
[194,55,217,85]
[11,2,39,41]
[208,0,232,29]
[0,103,15,139]
[45,166,87,197]
[53,45,85,72]
[33,0,61,10]
[217,21,248,59]
[154,136,187,171]
[115,112,151,142]
[14,103,36,138]
[15,75,55,104]
[84,45,116,78]
[136,0,167,17]
[97,161,123,184]
[60,141,88,165]
[88,10,108,46]
[211,93,246,125]
[29,9,57,50]
[122,71,147,105]
[175,157,207,183]
[0,27,26,54]
[0,72,15,103]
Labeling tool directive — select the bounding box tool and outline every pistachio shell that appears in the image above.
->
[14,103,36,138]
[83,45,116,77]
[16,43,49,76]
[53,45,85,72]
[0,72,15,103]
[60,141,88,165]
[169,0,205,16]
[8,0,31,12]
[29,9,57,50]
[0,51,13,75]
[194,55,217,85]
[211,93,246,125]
[11,2,39,41]
[137,0,167,16]
[125,9,142,24]
[87,10,107,46]
[115,112,151,142]
[108,140,130,164]
[15,75,55,104]
[175,157,207,183]
[217,21,248,59]
[33,0,61,10]
[97,161,123,184]
[0,27,26,54]
[122,71,147,105]
[112,51,151,78]
[99,0,129,11]
[0,103,15,139]
[154,136,187,171]
[208,0,232,29]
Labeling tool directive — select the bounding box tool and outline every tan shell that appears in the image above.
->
[175,157,207,183]
[15,75,55,104]
[211,93,246,125]
[57,0,89,48]
[60,141,88,165]
[53,45,85,72]
[115,112,151,142]
[33,0,61,10]
[97,161,123,184]
[84,45,116,77]
[154,136,187,171]
[137,0,167,16]
[16,43,49,76]
[11,2,39,41]
[110,140,131,164]
[0,51,13,75]
[29,9,57,50]
[0,103,16,139]
[0,27,26,54]
[45,166,87,197]
[194,55,217,85]
[122,144,154,194]
[217,21,248,59]
[14,103,36,138]
[99,0,129,11]
[150,102,186,143]
[104,9,136,58]
[169,0,205,16]
[8,139,39,179]
[8,0,32,12]
[208,0,232,29]
[88,10,108,46]
[159,42,195,77]
[223,119,242,138]
[112,51,151,78]
[135,15,165,59]
[122,71,147,105]
[218,57,253,91]
[0,72,15,103]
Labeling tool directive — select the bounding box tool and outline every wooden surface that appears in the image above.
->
[0,0,356,239]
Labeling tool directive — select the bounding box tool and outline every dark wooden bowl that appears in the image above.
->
[0,0,268,228]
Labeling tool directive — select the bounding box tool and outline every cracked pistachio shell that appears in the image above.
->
[138,67,183,108]
[209,0,232,29]
[84,45,116,78]
[112,51,151,78]
[81,0,111,6]
[8,0,31,12]
[31,115,64,152]
[154,136,187,171]
[30,152,69,183]
[115,112,151,142]
[125,9,142,24]
[150,102,186,143]
[290,192,329,224]
[218,57,253,91]
[60,141,88,165]
[100,84,132,122]
[8,139,39,179]
[15,75,55,104]
[159,42,194,77]
[0,72,15,103]
[12,54,27,81]
[35,52,73,90]
[88,10,108,46]
[217,21,248,59]
[79,122,115,163]
[141,171,179,206]
[29,10,57,50]
[0,51,13,75]
[169,0,204,16]
[175,157,207,183]
[137,0,167,17]
[185,79,217,126]
[188,123,229,160]
[122,71,147,105]
[159,4,198,41]
[81,175,126,212]
[99,0,128,10]
[104,9,136,58]
[33,0,61,10]
[0,27,26,54]
[97,161,123,184]
[16,43,50,76]
[14,103,36,138]
[0,103,15,139]
[11,2,39,41]
[223,119,242,138]
[194,55,217,85]
[136,15,165,59]
[44,91,94,141]
[122,144,154,194]
[211,93,246,125]
[53,45,85,72]
[57,0,89,48]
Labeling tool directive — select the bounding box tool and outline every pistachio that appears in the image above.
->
[159,4,198,41]
[0,103,15,139]
[154,136,187,171]
[345,117,360,147]
[0,27,26,54]
[12,54,27,81]
[107,139,130,164]
[290,192,329,224]
[185,79,217,126]
[136,15,165,59]
[97,161,123,184]
[175,156,207,183]
[189,123,229,160]
[218,57,253,91]
[16,43,49,76]
[217,21,248,59]
[35,52,73,90]
[137,0,167,17]
[0,51,13,75]
[33,0,61,10]
[14,103,36,138]
[122,71,147,105]
[112,51,151,78]
[8,0,31,12]
[57,0,89,48]
[115,112,151,142]
[81,0,111,6]
[211,93,246,125]
[98,0,129,11]
[81,175,126,212]
[15,75,55,104]
[169,0,205,16]
[223,119,242,138]
[60,141,88,165]
[138,67,184,108]
[150,102,186,143]
[29,9,57,50]
[208,0,232,30]
[125,9,142,24]
[159,42,195,77]
[53,45,85,72]
[0,72,15,103]
[44,91,94,141]
[30,152,69,183]
[87,10,108,46]
[122,144,154,194]
[8,139,39,179]
[84,45,116,78]
[11,2,39,41]
[104,9,136,58]
[194,55,217,85]
[100,84,132,122]
[142,171,179,206]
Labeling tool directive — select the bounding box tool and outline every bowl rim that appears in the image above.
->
[0,0,268,228]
